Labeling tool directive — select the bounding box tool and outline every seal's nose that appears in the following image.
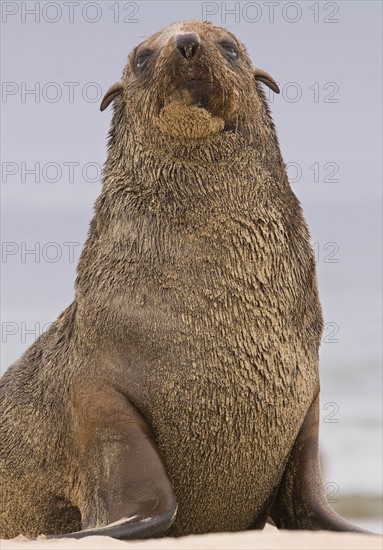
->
[176,33,199,60]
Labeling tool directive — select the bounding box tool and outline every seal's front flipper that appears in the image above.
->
[51,391,177,540]
[270,395,368,533]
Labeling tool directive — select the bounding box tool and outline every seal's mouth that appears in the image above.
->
[183,77,209,94]
[161,37,217,109]
[153,32,238,139]
[180,78,213,110]
[155,67,232,140]
[160,80,211,111]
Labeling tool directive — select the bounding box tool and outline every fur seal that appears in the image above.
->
[0,20,367,539]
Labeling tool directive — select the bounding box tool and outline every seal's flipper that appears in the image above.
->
[270,395,368,533]
[50,392,177,540]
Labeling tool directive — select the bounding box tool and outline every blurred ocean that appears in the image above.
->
[300,196,382,533]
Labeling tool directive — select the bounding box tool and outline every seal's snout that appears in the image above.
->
[176,33,199,60]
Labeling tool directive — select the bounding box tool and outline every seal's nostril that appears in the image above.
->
[176,33,199,60]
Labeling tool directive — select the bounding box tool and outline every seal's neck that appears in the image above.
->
[99,105,288,220]
[132,129,252,163]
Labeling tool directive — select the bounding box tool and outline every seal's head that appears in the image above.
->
[101,20,279,142]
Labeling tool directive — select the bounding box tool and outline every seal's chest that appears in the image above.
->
[151,366,304,534]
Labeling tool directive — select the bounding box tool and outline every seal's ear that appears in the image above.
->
[253,68,280,94]
[100,81,124,112]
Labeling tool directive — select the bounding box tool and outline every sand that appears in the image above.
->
[3,525,382,550]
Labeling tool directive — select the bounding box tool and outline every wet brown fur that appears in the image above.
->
[0,20,323,537]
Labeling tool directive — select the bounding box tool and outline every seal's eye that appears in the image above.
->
[136,51,152,70]
[220,43,239,60]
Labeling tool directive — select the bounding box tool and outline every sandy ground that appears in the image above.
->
[3,526,382,550]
